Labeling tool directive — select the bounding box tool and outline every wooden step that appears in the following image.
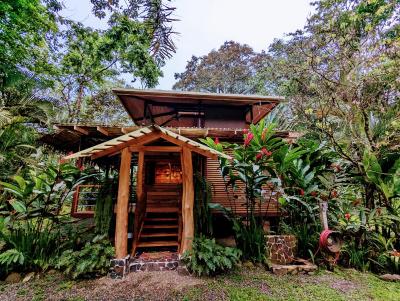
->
[146,207,179,213]
[143,224,178,229]
[140,232,178,237]
[144,217,177,222]
[137,241,179,247]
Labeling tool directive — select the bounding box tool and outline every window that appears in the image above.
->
[71,184,101,218]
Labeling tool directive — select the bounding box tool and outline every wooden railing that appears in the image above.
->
[132,190,147,254]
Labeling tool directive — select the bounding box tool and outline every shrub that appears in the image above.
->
[182,236,241,276]
[56,235,114,279]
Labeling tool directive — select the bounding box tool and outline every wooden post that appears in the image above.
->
[136,151,145,204]
[180,147,194,253]
[115,148,132,258]
[132,151,145,254]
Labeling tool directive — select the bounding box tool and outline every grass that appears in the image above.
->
[180,267,400,301]
[1,267,400,300]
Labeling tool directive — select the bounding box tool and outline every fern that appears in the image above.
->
[56,235,114,279]
[182,236,241,276]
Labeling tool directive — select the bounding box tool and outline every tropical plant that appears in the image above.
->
[194,173,214,237]
[0,162,95,273]
[182,236,241,276]
[95,177,117,236]
[56,235,114,279]
[0,124,38,180]
[264,0,400,213]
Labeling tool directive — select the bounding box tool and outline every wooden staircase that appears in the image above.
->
[136,209,180,249]
[132,184,182,255]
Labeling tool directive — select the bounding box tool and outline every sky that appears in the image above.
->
[61,0,314,90]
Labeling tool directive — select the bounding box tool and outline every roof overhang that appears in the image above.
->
[113,88,285,126]
[62,125,232,161]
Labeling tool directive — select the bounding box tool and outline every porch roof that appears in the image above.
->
[62,124,231,161]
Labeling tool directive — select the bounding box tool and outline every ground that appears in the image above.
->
[1,267,400,301]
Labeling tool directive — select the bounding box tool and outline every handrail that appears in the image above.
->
[132,190,147,255]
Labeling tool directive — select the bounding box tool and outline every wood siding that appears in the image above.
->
[206,150,280,217]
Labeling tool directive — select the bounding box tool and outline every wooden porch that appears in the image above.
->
[63,125,231,259]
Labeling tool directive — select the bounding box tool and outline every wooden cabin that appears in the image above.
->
[43,89,294,260]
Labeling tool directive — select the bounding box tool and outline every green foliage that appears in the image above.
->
[194,173,214,237]
[0,221,64,272]
[56,235,114,279]
[343,241,370,272]
[0,124,38,180]
[94,178,117,236]
[173,41,266,94]
[233,218,266,263]
[182,236,241,276]
[0,162,95,273]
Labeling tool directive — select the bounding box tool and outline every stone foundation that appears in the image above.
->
[266,235,297,265]
[129,252,180,273]
[109,255,130,279]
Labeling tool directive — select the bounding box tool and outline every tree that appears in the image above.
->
[0,0,60,127]
[262,0,399,212]
[52,18,162,122]
[173,41,267,94]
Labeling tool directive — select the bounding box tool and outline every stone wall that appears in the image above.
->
[266,235,297,265]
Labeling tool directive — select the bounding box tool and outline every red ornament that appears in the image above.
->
[344,213,351,220]
[331,190,338,198]
[310,191,318,197]
[214,137,220,145]
[299,189,305,196]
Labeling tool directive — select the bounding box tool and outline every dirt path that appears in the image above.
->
[0,271,203,301]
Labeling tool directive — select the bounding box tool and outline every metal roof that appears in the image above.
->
[62,125,232,161]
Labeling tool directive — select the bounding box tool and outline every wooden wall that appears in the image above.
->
[205,149,280,217]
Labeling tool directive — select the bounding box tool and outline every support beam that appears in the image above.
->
[115,148,132,258]
[158,132,218,160]
[180,147,194,253]
[96,126,110,136]
[121,127,132,134]
[91,132,161,160]
[128,146,182,153]
[136,151,145,210]
[74,125,89,135]
[131,152,145,255]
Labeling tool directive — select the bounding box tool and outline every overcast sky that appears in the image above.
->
[62,0,314,90]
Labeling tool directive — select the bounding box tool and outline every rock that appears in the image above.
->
[177,266,191,276]
[243,261,255,268]
[216,236,236,248]
[380,274,400,282]
[22,272,35,283]
[272,267,289,276]
[47,269,57,275]
[5,272,21,284]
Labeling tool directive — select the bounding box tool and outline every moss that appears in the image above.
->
[227,285,269,301]
[181,268,400,301]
